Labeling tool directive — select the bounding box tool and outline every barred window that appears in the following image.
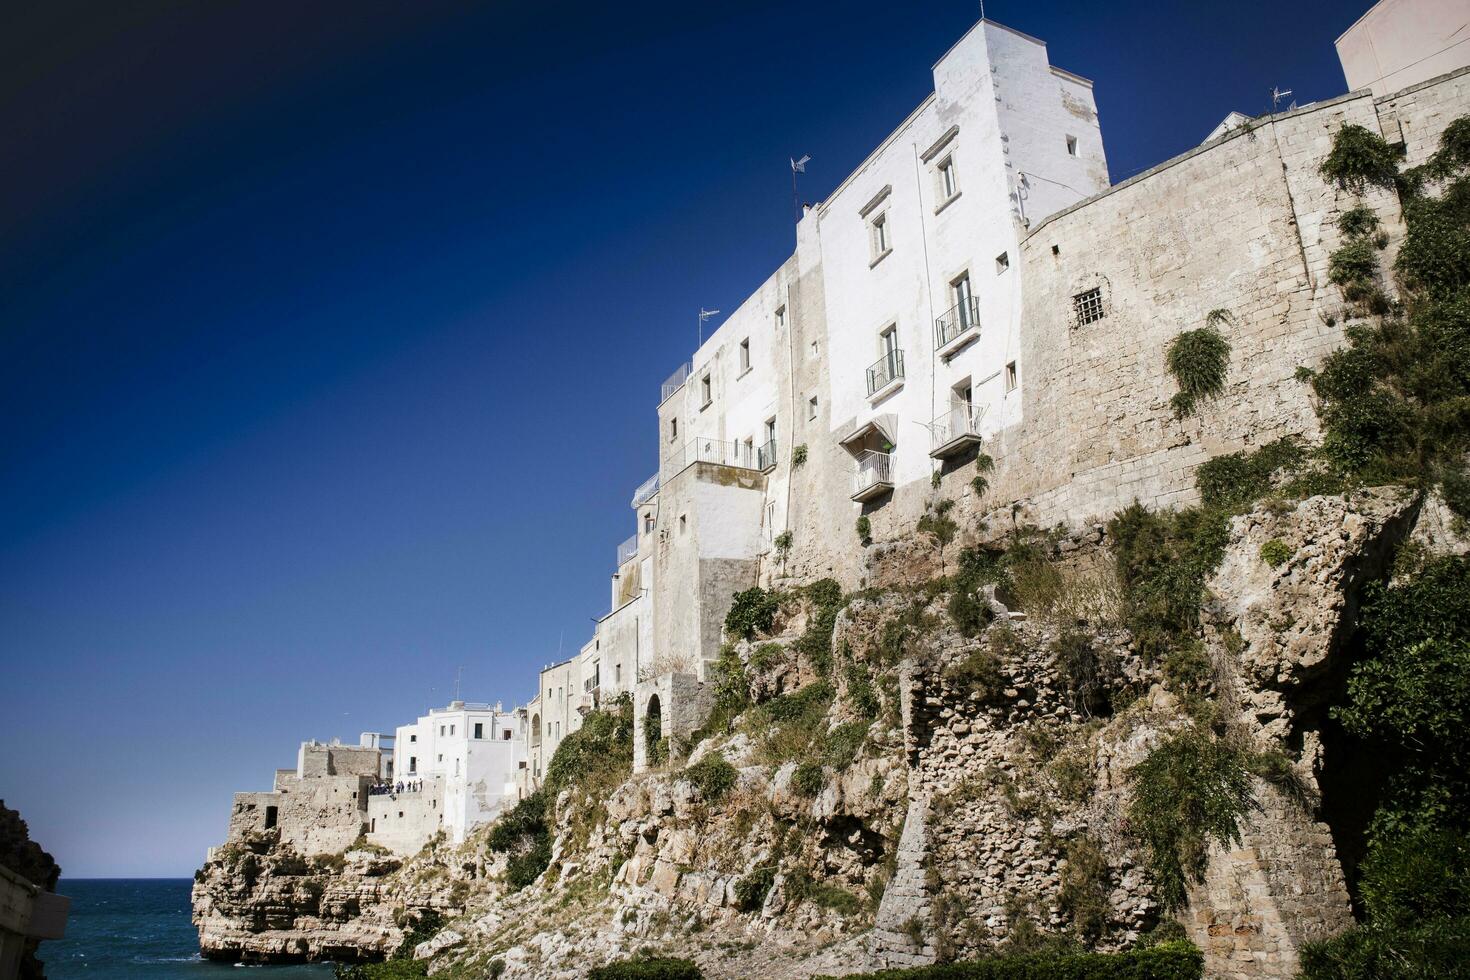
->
[1073,287,1105,326]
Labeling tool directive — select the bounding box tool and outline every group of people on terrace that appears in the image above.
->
[369,779,424,796]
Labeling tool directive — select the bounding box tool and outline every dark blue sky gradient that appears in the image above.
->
[1,0,1366,876]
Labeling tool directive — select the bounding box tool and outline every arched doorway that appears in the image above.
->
[644,694,664,766]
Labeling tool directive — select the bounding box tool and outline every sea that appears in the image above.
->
[45,879,332,979]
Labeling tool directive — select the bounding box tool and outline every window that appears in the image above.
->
[1051,244,1060,256]
[518,761,527,769]
[474,723,483,739]
[739,338,751,374]
[764,418,777,446]
[881,325,898,357]
[1066,135,1078,157]
[679,514,687,533]
[614,663,622,684]
[1006,361,1018,392]
[264,806,278,830]
[808,395,818,421]
[1073,287,1106,326]
[437,753,443,762]
[669,417,677,442]
[409,734,416,743]
[952,273,975,328]
[643,511,654,534]
[439,725,445,736]
[449,725,455,736]
[938,155,958,201]
[454,758,460,776]
[995,252,1009,273]
[409,756,417,773]
[503,729,512,740]
[775,305,786,330]
[700,374,712,408]
[869,212,891,262]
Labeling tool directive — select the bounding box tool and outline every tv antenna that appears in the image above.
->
[698,308,720,346]
[453,664,464,701]
[1271,86,1294,112]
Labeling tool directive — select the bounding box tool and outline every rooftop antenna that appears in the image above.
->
[1271,86,1293,113]
[790,154,810,223]
[979,0,986,21]
[698,308,720,346]
[453,664,463,701]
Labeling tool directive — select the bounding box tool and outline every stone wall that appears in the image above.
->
[227,774,372,857]
[368,777,443,856]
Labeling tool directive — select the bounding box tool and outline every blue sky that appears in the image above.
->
[0,0,1366,877]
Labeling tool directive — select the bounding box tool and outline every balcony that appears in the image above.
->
[866,350,905,400]
[929,405,984,459]
[630,473,659,508]
[660,362,691,403]
[616,535,638,566]
[852,450,894,502]
[664,437,759,479]
[934,297,980,358]
[757,439,778,473]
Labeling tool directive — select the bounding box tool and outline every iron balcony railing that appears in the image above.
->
[854,450,893,497]
[664,437,758,478]
[930,404,983,452]
[934,296,981,350]
[616,535,638,566]
[866,349,905,396]
[630,473,660,508]
[757,439,778,472]
[660,362,691,403]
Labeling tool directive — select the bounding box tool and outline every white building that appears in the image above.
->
[1337,0,1470,98]
[369,700,527,853]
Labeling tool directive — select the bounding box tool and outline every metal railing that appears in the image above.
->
[935,296,981,350]
[664,437,758,477]
[616,535,638,566]
[630,473,659,508]
[757,439,778,472]
[660,362,691,402]
[930,404,983,452]
[854,450,893,496]
[866,350,905,396]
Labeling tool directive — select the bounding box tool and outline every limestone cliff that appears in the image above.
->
[193,488,1463,978]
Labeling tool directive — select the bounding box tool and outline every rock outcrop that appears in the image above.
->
[194,488,1462,978]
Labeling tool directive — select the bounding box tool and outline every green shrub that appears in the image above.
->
[750,642,784,672]
[823,721,868,770]
[792,444,808,467]
[844,661,881,719]
[857,515,872,544]
[788,871,864,916]
[1259,538,1292,567]
[334,960,429,980]
[1338,205,1381,239]
[725,587,779,640]
[1319,123,1402,194]
[814,940,1203,978]
[1165,325,1230,418]
[1053,629,1116,718]
[734,865,776,911]
[390,909,442,959]
[543,696,634,803]
[1193,438,1302,510]
[486,791,551,891]
[918,499,959,570]
[792,761,826,797]
[1127,729,1257,913]
[1358,827,1470,930]
[795,579,846,677]
[587,954,705,979]
[944,649,1005,703]
[683,753,738,802]
[1299,917,1470,980]
[1058,835,1111,943]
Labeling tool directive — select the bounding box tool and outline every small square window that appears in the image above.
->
[1051,244,1060,257]
[503,729,511,740]
[808,395,818,421]
[739,338,750,374]
[410,734,416,743]
[995,252,1009,273]
[1006,361,1018,392]
[700,374,712,408]
[775,305,786,329]
[1073,287,1105,326]
[1066,135,1078,157]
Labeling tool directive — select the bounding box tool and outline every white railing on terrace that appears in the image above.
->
[630,473,660,508]
[664,437,758,477]
[616,535,638,565]
[934,296,981,350]
[661,362,691,402]
[854,450,893,496]
[866,350,905,396]
[930,404,983,452]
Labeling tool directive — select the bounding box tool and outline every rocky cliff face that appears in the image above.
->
[193,488,1463,978]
